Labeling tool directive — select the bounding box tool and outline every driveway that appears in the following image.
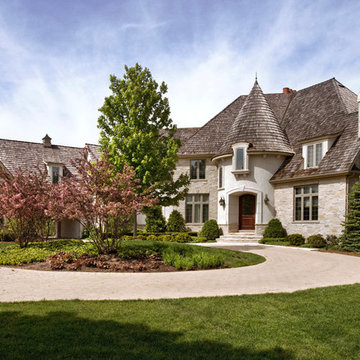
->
[1,245,360,302]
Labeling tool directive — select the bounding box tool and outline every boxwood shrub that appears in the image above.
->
[166,210,186,232]
[307,234,326,248]
[287,234,305,246]
[175,233,192,243]
[263,219,287,238]
[200,220,220,240]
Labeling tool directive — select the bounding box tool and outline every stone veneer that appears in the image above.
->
[274,176,347,238]
[163,157,218,232]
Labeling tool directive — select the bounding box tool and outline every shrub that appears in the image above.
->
[158,234,173,242]
[326,235,339,246]
[287,234,305,246]
[200,220,220,240]
[260,238,287,244]
[307,234,326,248]
[263,219,287,238]
[166,210,186,232]
[0,228,15,242]
[174,233,192,243]
[146,234,158,242]
[144,206,166,233]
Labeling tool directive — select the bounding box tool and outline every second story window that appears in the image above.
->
[52,166,60,184]
[218,166,223,188]
[232,143,249,173]
[190,160,206,179]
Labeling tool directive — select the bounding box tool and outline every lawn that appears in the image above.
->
[0,285,359,359]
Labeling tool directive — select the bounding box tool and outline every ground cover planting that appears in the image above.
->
[0,284,359,359]
[0,239,264,271]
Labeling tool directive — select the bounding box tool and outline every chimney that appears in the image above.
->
[358,91,360,138]
[283,87,296,94]
[42,134,52,148]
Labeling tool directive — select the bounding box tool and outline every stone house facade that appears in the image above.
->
[166,78,360,238]
[0,77,359,239]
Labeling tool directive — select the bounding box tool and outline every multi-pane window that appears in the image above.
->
[185,194,209,223]
[294,185,318,221]
[52,166,60,184]
[236,148,244,170]
[306,142,324,168]
[218,167,223,188]
[190,160,206,179]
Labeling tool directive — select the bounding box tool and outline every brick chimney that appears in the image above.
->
[283,87,296,94]
[42,134,52,148]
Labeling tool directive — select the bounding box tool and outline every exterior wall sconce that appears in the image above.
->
[219,197,225,207]
[264,194,269,203]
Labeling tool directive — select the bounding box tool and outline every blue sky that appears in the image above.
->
[1,0,360,146]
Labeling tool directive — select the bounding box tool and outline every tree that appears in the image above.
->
[49,149,155,253]
[166,210,186,232]
[341,180,360,252]
[0,166,54,248]
[97,64,190,236]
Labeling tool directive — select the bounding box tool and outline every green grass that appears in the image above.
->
[0,240,264,269]
[0,285,359,359]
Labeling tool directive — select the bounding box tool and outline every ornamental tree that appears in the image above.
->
[0,166,54,248]
[49,149,155,253]
[341,180,360,252]
[97,64,190,236]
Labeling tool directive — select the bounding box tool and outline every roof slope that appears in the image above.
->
[0,139,83,176]
[272,79,358,181]
[216,80,293,156]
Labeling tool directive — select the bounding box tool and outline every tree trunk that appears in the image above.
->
[133,211,137,239]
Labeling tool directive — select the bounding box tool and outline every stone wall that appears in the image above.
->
[274,176,347,237]
[164,157,218,232]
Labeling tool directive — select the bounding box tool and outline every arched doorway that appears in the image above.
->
[239,194,256,230]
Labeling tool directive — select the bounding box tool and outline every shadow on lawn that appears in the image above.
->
[0,311,294,360]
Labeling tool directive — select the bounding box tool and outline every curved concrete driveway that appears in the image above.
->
[1,245,360,302]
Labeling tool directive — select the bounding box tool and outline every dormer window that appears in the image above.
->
[302,137,336,169]
[232,143,249,173]
[52,166,60,184]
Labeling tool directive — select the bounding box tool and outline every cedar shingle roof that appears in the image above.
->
[0,138,83,176]
[216,80,293,156]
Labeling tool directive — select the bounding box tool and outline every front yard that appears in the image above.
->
[0,284,359,359]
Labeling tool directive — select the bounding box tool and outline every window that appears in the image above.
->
[190,160,206,179]
[52,166,60,184]
[232,143,248,172]
[303,141,325,169]
[185,194,209,223]
[294,185,318,221]
[218,167,223,188]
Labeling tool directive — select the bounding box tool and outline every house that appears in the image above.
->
[0,77,359,240]
[167,78,360,239]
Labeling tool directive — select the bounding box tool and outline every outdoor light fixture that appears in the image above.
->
[219,197,225,207]
[264,194,269,203]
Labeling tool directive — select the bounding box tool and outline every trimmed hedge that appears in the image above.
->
[263,219,287,238]
[166,210,186,232]
[200,220,220,240]
[287,234,305,246]
[260,238,287,244]
[307,234,326,248]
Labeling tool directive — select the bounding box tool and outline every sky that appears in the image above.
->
[1,0,360,147]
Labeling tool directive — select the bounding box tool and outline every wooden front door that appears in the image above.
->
[239,194,256,230]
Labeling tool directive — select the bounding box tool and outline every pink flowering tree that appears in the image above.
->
[0,166,54,248]
[49,149,156,253]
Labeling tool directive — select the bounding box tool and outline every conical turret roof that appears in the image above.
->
[216,80,293,157]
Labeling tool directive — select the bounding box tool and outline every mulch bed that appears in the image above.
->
[12,252,177,273]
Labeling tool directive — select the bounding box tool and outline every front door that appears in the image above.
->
[239,194,256,230]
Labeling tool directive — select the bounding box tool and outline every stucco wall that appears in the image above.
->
[274,176,347,238]
[163,157,218,232]
[217,154,285,233]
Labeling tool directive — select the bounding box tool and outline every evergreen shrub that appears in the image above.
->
[174,233,192,243]
[166,210,186,232]
[144,206,166,233]
[146,234,158,242]
[200,220,220,240]
[158,234,173,242]
[287,234,305,246]
[263,218,287,238]
[307,234,326,248]
[326,235,339,246]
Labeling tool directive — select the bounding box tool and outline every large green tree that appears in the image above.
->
[98,64,189,235]
[341,180,360,252]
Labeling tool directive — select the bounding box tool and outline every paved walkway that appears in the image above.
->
[1,245,360,302]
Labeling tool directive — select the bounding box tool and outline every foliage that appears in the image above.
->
[286,234,305,246]
[263,218,287,238]
[166,210,186,232]
[97,64,190,210]
[146,234,158,242]
[48,149,155,253]
[341,180,360,252]
[0,228,15,242]
[0,166,55,248]
[260,238,287,244]
[144,206,166,233]
[174,232,192,243]
[158,234,173,242]
[307,234,327,248]
[200,220,221,240]
[326,235,339,246]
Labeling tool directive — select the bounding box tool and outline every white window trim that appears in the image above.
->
[302,139,332,169]
[231,142,249,174]
[46,163,64,184]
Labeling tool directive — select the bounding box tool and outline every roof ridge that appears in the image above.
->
[0,137,84,150]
